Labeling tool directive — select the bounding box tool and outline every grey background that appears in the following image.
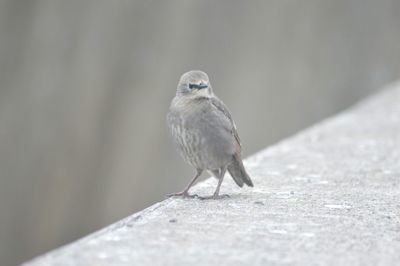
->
[1,0,400,265]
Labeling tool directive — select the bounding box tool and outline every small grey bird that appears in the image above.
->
[167,70,253,199]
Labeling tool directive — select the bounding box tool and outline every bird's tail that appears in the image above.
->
[227,154,254,187]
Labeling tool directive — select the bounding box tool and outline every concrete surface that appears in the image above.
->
[24,83,400,266]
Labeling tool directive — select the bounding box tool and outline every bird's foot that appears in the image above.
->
[166,191,199,199]
[198,194,230,200]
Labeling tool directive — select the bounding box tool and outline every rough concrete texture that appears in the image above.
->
[24,83,400,266]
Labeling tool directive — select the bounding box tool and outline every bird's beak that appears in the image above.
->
[197,82,208,89]
[189,82,209,90]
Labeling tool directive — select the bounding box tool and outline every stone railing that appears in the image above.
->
[24,83,400,266]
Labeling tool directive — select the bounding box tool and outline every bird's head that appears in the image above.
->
[176,70,213,97]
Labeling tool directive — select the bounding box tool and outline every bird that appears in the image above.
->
[166,70,253,199]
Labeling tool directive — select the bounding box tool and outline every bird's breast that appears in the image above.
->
[168,99,235,169]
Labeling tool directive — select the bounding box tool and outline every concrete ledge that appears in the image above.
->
[24,83,400,266]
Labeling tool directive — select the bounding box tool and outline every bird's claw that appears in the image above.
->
[198,194,231,200]
[166,192,199,199]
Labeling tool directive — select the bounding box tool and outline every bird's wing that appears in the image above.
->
[209,97,242,151]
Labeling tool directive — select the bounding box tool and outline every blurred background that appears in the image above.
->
[1,0,400,265]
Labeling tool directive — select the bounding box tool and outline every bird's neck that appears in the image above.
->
[172,93,213,110]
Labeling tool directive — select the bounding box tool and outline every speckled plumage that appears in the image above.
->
[167,70,253,199]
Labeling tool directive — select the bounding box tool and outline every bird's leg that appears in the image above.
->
[199,167,230,200]
[167,169,202,198]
